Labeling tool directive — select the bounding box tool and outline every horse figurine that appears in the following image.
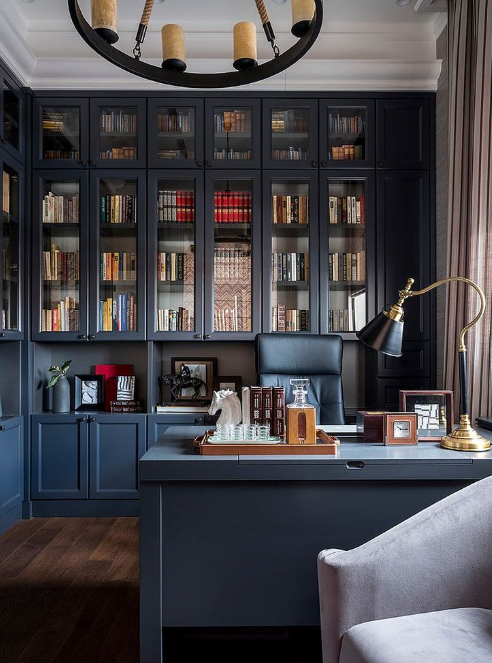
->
[160,364,206,402]
[208,389,242,425]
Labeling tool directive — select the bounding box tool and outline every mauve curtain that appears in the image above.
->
[444,0,492,419]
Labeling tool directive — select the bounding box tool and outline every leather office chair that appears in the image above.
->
[255,333,345,424]
[318,475,492,663]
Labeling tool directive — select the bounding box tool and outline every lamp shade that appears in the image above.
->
[356,310,404,357]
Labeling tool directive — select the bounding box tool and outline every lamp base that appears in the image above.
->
[440,414,491,451]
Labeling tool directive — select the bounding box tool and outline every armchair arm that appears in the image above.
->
[317,476,492,663]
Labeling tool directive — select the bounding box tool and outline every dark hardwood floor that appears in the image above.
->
[0,518,321,663]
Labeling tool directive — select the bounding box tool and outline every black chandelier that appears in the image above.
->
[68,0,323,89]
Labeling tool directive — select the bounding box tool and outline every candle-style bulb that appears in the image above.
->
[161,24,187,72]
[91,0,119,44]
[291,0,315,38]
[233,22,258,70]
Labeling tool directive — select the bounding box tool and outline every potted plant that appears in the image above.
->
[47,360,72,412]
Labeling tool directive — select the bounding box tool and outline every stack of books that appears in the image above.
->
[43,192,79,224]
[241,386,285,437]
[158,190,194,222]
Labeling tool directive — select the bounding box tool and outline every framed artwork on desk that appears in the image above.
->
[399,390,454,441]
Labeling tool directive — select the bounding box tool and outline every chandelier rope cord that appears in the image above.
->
[254,0,280,57]
[134,0,156,59]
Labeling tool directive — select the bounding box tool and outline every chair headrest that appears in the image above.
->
[255,333,343,375]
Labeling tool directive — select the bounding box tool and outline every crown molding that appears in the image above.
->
[0,6,35,84]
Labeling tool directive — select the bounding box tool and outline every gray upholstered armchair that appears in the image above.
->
[318,476,492,663]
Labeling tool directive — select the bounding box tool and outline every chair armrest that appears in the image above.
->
[317,476,492,663]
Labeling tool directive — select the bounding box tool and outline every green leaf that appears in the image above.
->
[48,365,60,373]
[60,360,72,375]
[46,375,59,389]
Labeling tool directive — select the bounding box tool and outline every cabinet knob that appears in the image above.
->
[378,161,384,167]
[0,425,5,431]
[203,334,210,340]
[78,334,87,340]
[311,160,318,168]
[196,161,203,167]
[193,334,201,339]
[321,161,327,167]
[90,160,97,167]
[88,334,96,340]
[205,161,212,168]
[194,417,203,424]
[79,160,87,167]
[0,332,5,338]
[88,416,96,423]
[77,417,87,423]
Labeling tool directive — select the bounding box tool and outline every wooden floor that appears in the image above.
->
[0,518,321,663]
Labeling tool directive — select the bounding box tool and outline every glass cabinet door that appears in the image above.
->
[91,173,145,339]
[205,99,261,168]
[320,172,374,335]
[34,98,89,168]
[1,158,22,337]
[148,172,203,339]
[90,99,146,168]
[2,76,23,161]
[264,173,319,333]
[148,99,203,169]
[320,100,375,168]
[33,172,88,340]
[263,100,318,169]
[205,171,261,339]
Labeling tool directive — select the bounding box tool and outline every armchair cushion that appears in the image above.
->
[339,608,492,663]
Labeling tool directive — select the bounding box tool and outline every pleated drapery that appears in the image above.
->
[445,0,492,419]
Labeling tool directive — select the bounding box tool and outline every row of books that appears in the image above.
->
[214,110,248,133]
[100,194,137,224]
[43,192,79,224]
[158,190,195,223]
[242,386,285,436]
[214,304,251,333]
[100,111,137,133]
[328,113,365,134]
[100,252,137,282]
[330,145,363,160]
[41,298,79,331]
[42,111,79,133]
[157,252,190,282]
[99,294,137,331]
[43,248,79,282]
[214,191,252,223]
[100,147,137,160]
[272,306,309,332]
[214,248,251,281]
[329,309,352,332]
[271,148,308,161]
[158,149,193,160]
[157,307,192,332]
[329,252,365,282]
[43,150,80,160]
[158,111,193,133]
[271,110,308,133]
[213,149,252,160]
[272,252,309,282]
[272,194,309,225]
[328,195,365,224]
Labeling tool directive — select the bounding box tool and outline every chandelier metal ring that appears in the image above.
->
[68,0,323,89]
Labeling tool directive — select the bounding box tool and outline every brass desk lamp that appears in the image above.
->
[357,276,490,452]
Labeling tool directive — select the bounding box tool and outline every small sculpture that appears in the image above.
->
[208,389,242,425]
[160,364,206,402]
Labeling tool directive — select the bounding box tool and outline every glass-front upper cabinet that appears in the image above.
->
[148,172,204,339]
[319,100,375,169]
[263,100,318,170]
[263,172,319,333]
[205,99,261,169]
[90,172,146,339]
[205,171,261,339]
[32,171,88,341]
[90,99,146,168]
[33,98,89,169]
[319,172,375,335]
[1,155,23,339]
[1,73,23,163]
[148,99,204,169]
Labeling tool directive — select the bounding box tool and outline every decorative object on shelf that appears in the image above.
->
[74,374,105,411]
[95,364,133,412]
[68,0,323,89]
[160,365,205,402]
[116,375,136,401]
[356,411,388,443]
[399,390,454,441]
[110,399,144,413]
[170,357,217,401]
[357,276,490,452]
[213,376,243,394]
[383,413,418,446]
[47,360,72,413]
[208,390,242,425]
[286,378,316,445]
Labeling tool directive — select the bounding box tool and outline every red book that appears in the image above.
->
[233,193,239,222]
[222,192,228,223]
[95,364,134,412]
[359,194,365,224]
[238,192,244,223]
[176,190,182,222]
[214,192,219,223]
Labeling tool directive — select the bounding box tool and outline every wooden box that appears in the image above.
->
[357,411,389,442]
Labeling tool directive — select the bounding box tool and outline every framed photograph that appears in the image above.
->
[170,357,217,401]
[116,375,135,401]
[74,374,105,411]
[399,390,454,440]
[384,413,418,446]
[213,375,242,394]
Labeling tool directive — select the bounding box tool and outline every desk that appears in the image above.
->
[139,426,492,663]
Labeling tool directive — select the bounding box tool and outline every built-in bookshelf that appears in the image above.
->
[98,107,138,160]
[328,107,366,162]
[42,106,80,160]
[213,107,253,162]
[2,162,20,332]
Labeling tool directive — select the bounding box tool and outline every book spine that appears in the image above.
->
[250,386,263,425]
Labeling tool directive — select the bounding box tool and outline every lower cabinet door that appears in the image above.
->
[31,415,89,499]
[89,415,146,499]
[0,417,23,515]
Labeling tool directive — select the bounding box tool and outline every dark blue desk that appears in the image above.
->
[139,426,492,663]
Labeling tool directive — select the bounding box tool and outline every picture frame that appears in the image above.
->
[384,412,418,446]
[74,374,105,411]
[170,357,217,401]
[399,390,454,441]
[213,375,243,395]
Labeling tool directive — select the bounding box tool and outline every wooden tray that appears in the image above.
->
[194,429,340,455]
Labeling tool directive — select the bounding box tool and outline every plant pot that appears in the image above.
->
[53,375,70,413]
